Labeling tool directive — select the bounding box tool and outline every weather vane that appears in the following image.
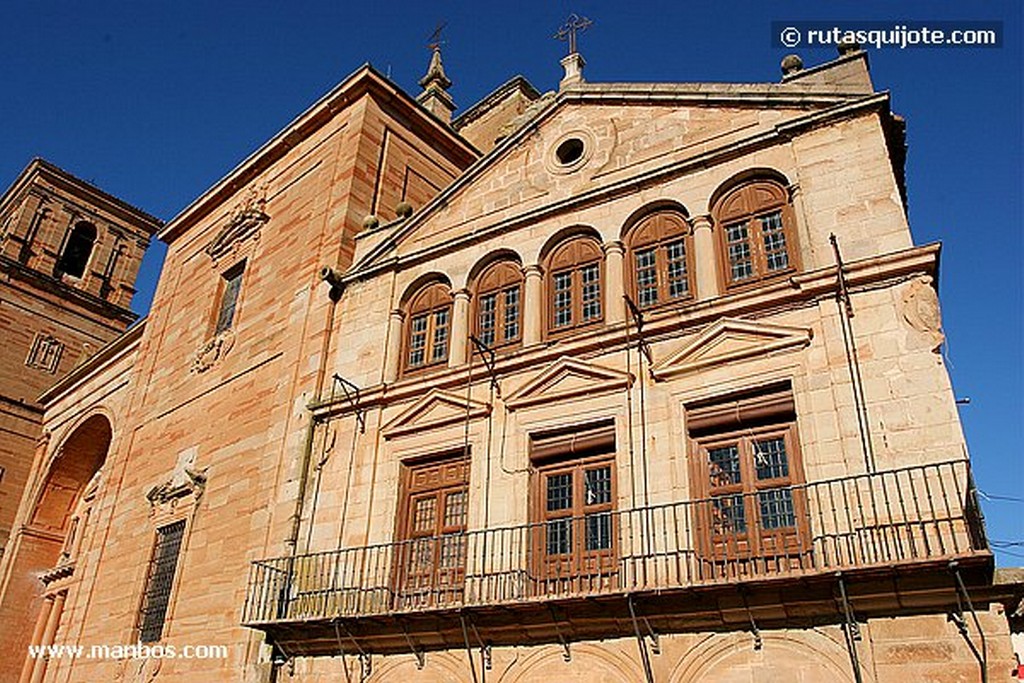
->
[554,13,593,55]
[427,22,447,51]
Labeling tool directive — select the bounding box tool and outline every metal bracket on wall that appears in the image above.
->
[627,595,656,683]
[358,653,372,682]
[337,620,372,682]
[466,616,493,671]
[738,586,763,651]
[459,613,483,683]
[331,374,365,433]
[332,622,353,683]
[470,335,501,396]
[546,605,572,662]
[400,621,425,670]
[949,561,988,683]
[836,572,865,683]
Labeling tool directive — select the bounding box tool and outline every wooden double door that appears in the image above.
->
[395,457,469,609]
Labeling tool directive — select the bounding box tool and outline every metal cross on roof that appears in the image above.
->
[427,21,447,51]
[554,13,593,55]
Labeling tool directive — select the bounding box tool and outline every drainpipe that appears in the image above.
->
[271,270,343,679]
[285,267,344,554]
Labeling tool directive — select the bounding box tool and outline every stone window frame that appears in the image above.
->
[544,235,605,338]
[624,209,696,310]
[712,180,799,290]
[136,518,188,643]
[56,220,97,279]
[472,259,524,352]
[25,333,64,374]
[402,281,453,375]
[687,384,810,563]
[213,259,246,336]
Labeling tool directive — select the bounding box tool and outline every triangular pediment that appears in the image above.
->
[505,356,633,411]
[652,318,812,380]
[353,86,867,273]
[382,389,491,439]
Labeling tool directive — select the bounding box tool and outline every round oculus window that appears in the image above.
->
[555,138,585,166]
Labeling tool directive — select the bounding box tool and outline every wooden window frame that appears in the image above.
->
[691,419,809,563]
[713,181,798,290]
[473,260,523,352]
[545,236,605,338]
[625,210,695,310]
[529,423,618,591]
[402,282,453,375]
[393,455,470,609]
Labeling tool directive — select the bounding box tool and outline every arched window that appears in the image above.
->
[404,282,453,372]
[625,210,693,308]
[546,236,603,334]
[713,181,796,287]
[57,221,97,278]
[474,260,523,350]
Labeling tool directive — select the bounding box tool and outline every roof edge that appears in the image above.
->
[350,87,887,275]
[0,158,163,232]
[157,63,479,244]
[452,75,542,130]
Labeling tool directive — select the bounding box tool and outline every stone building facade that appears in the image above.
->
[0,159,159,560]
[0,45,1019,683]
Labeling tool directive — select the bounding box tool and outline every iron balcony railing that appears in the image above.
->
[243,459,987,625]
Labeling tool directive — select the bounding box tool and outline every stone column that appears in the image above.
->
[28,591,65,683]
[449,289,470,367]
[691,214,721,300]
[383,309,405,383]
[522,265,544,346]
[17,596,54,683]
[602,241,626,324]
[787,182,814,265]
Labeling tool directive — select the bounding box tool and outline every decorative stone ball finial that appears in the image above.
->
[395,201,414,219]
[838,39,861,56]
[362,214,380,231]
[781,54,804,76]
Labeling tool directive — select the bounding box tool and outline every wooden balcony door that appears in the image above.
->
[695,423,810,576]
[533,454,618,596]
[395,457,469,609]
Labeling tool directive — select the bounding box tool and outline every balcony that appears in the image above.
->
[243,460,991,656]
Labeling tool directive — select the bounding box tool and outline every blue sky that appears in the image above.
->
[1,1,1020,563]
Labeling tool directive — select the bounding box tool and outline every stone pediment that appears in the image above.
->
[382,389,491,439]
[652,318,812,380]
[504,356,633,411]
[354,95,856,272]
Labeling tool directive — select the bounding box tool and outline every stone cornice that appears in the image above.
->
[0,158,162,234]
[0,254,137,325]
[158,65,479,245]
[452,75,542,130]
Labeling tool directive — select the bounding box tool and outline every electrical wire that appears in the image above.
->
[978,490,1024,503]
